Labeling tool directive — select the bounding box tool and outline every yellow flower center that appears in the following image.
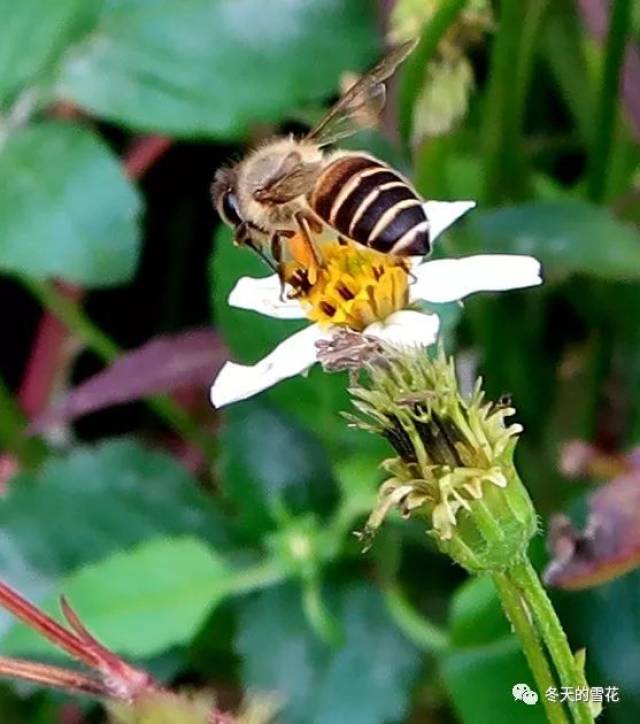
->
[285,239,410,331]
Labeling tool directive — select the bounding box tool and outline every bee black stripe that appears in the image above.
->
[351,192,425,249]
[312,156,379,220]
[370,199,421,242]
[391,221,430,255]
[310,153,431,256]
[332,171,407,232]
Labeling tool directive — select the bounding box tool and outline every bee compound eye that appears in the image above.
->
[221,191,243,228]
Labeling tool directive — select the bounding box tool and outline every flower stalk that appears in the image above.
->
[339,344,595,724]
[492,571,567,724]
[508,558,595,724]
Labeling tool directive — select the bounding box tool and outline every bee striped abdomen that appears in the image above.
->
[309,154,430,256]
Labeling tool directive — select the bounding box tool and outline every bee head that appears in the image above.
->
[211,166,243,230]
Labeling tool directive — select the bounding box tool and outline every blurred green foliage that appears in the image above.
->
[0,0,639,722]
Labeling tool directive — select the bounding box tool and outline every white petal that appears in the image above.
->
[210,324,328,408]
[423,200,476,243]
[365,310,440,347]
[410,254,542,304]
[228,274,306,319]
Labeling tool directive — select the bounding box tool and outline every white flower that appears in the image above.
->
[211,201,542,408]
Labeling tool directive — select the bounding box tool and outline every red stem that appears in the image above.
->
[0,656,107,698]
[123,135,172,178]
[17,132,173,421]
[0,582,98,667]
[19,282,84,417]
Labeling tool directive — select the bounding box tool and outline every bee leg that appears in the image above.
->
[268,231,289,301]
[300,211,323,235]
[294,211,323,282]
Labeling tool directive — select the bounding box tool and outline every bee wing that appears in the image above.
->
[305,39,417,147]
[252,150,322,204]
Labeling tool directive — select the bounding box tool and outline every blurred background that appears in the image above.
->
[0,0,640,722]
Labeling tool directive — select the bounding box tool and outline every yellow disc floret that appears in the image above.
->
[285,240,410,331]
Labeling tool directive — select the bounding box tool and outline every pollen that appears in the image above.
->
[285,239,410,331]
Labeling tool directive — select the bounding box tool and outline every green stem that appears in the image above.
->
[513,0,550,136]
[542,3,593,145]
[397,0,468,144]
[22,279,119,361]
[493,572,568,724]
[384,583,449,654]
[586,0,633,203]
[225,560,287,596]
[22,278,217,466]
[482,0,548,203]
[0,375,46,468]
[302,575,342,646]
[508,557,594,724]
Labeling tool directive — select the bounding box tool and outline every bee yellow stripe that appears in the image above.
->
[369,199,422,242]
[328,166,386,225]
[347,181,407,236]
[390,220,430,254]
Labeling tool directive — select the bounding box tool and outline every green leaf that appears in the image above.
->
[0,0,96,107]
[443,576,546,723]
[237,582,422,724]
[442,638,547,724]
[449,576,511,647]
[2,537,229,658]
[0,438,231,600]
[57,0,379,138]
[219,401,336,538]
[462,200,640,281]
[0,122,141,286]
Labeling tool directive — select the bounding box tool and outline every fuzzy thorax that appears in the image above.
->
[285,240,410,331]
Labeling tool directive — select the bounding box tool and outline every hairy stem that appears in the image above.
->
[508,557,595,724]
[493,571,568,724]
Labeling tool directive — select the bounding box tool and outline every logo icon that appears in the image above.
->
[513,683,538,706]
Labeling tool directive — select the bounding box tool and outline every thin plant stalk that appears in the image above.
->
[586,0,633,202]
[482,0,549,204]
[384,583,450,654]
[493,572,568,724]
[508,557,595,724]
[0,657,107,698]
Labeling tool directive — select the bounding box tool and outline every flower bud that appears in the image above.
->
[347,347,537,573]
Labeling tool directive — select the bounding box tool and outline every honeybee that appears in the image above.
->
[211,40,427,276]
